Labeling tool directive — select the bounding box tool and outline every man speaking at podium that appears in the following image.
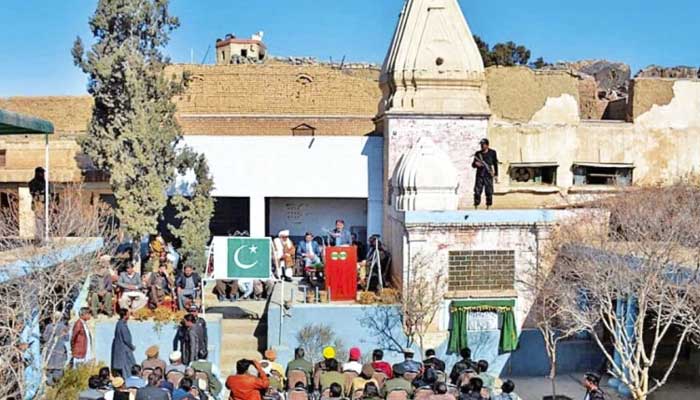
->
[330,219,352,246]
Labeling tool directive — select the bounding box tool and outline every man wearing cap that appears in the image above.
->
[342,347,363,375]
[472,138,499,209]
[272,230,295,282]
[382,364,414,397]
[582,372,605,400]
[394,350,422,374]
[314,346,341,390]
[319,358,345,393]
[142,345,166,372]
[166,351,187,374]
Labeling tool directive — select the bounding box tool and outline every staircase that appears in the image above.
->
[219,317,267,375]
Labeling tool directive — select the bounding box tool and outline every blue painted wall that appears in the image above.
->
[268,303,603,377]
[94,318,221,371]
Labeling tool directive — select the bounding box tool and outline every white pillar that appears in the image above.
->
[18,186,36,239]
[249,196,266,237]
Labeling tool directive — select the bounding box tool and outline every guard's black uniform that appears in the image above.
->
[472,149,499,207]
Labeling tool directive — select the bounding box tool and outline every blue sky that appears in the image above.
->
[1,0,698,96]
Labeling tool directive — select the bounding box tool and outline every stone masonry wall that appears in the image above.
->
[448,250,515,291]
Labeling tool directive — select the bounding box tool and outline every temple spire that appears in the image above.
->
[378,0,489,116]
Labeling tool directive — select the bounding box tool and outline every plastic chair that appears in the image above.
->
[414,388,434,400]
[371,371,388,389]
[288,389,309,400]
[166,370,184,388]
[287,369,308,390]
[342,371,358,395]
[387,390,409,400]
[403,372,418,382]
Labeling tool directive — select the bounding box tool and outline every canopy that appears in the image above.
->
[0,109,54,240]
[448,298,519,354]
[0,109,54,135]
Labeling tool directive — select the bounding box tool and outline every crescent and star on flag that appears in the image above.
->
[233,244,259,269]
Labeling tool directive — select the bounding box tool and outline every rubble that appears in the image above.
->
[635,65,700,79]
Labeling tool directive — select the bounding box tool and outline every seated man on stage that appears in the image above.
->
[176,265,202,310]
[89,264,114,317]
[298,232,321,267]
[273,230,295,282]
[117,263,148,311]
[146,262,174,309]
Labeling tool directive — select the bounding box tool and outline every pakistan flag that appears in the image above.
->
[227,238,271,279]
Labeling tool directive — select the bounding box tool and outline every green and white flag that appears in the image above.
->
[209,237,271,279]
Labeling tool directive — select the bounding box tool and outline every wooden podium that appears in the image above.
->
[325,246,358,301]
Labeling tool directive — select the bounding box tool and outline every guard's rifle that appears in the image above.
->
[474,152,495,177]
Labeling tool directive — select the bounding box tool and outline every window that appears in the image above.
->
[241,49,248,57]
[0,150,5,167]
[572,162,634,186]
[508,162,557,185]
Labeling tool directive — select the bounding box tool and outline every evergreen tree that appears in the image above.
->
[73,0,214,269]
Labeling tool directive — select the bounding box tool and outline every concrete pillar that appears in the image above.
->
[18,186,36,239]
[249,196,266,237]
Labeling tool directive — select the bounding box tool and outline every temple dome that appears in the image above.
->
[378,0,490,116]
[392,137,459,211]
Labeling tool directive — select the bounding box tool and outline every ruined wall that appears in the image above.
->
[485,66,580,121]
[628,78,675,120]
[489,78,700,208]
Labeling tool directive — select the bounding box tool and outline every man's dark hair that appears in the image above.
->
[585,372,601,386]
[326,358,338,371]
[459,384,471,394]
[236,359,252,375]
[179,377,193,391]
[148,373,160,387]
[459,347,472,360]
[330,382,343,397]
[425,349,436,357]
[79,307,91,317]
[469,377,483,392]
[184,264,193,270]
[197,349,208,360]
[363,382,379,398]
[154,366,163,375]
[335,219,344,224]
[501,379,515,394]
[131,365,142,376]
[305,232,313,237]
[434,382,448,394]
[476,360,488,373]
[118,308,129,320]
[98,367,110,380]
[295,347,305,359]
[88,375,102,389]
[184,314,196,323]
[372,349,383,361]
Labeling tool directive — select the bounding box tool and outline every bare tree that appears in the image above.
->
[521,254,579,400]
[0,185,115,399]
[295,323,347,363]
[401,251,447,355]
[551,182,700,400]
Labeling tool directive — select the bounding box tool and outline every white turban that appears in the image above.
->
[278,230,290,237]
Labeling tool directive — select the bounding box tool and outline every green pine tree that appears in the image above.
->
[73,0,214,269]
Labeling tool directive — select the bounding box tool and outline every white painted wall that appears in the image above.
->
[268,198,367,239]
[181,136,384,236]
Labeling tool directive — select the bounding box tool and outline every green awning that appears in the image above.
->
[448,299,519,354]
[0,109,54,135]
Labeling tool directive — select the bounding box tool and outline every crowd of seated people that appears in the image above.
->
[88,234,203,316]
[79,345,222,400]
[216,346,522,400]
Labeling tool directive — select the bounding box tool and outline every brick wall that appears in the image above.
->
[447,250,515,291]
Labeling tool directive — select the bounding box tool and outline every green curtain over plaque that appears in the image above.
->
[448,299,519,354]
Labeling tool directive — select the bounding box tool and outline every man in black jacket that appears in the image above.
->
[472,138,499,209]
[583,372,606,400]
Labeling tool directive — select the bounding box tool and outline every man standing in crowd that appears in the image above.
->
[472,138,499,209]
[71,307,93,367]
[330,219,352,246]
[43,312,69,385]
[111,309,136,377]
[583,372,606,400]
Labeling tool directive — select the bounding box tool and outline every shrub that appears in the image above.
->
[45,362,103,400]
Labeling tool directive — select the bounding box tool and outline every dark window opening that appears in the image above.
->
[573,163,634,186]
[241,49,248,57]
[508,163,558,185]
[0,150,6,167]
